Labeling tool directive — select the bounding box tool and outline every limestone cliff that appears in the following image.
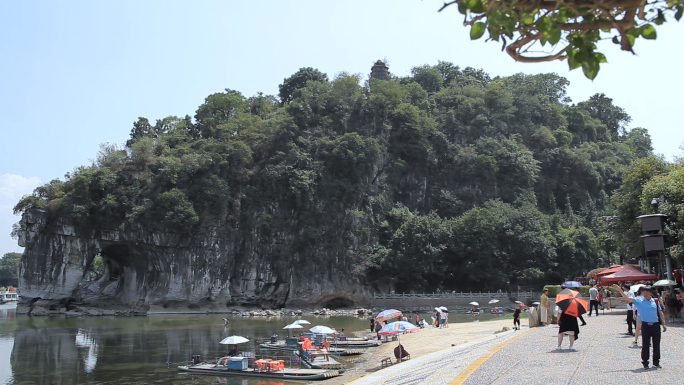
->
[17,208,370,314]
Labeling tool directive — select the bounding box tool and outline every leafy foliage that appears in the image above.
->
[0,252,21,287]
[14,63,653,293]
[439,0,684,79]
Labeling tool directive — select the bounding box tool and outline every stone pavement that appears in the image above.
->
[459,310,684,385]
[346,310,684,385]
[347,328,523,385]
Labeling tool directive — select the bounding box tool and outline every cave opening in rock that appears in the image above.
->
[324,297,354,309]
[99,244,133,283]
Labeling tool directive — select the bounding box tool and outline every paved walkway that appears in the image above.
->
[347,328,524,385]
[346,310,684,385]
[458,310,684,385]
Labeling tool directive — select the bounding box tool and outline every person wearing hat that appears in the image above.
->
[613,284,667,370]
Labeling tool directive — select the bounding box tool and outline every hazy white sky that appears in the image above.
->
[1,0,683,253]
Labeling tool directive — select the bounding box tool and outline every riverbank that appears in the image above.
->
[326,317,516,385]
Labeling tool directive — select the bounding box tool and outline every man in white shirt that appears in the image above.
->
[588,284,599,316]
[625,286,635,335]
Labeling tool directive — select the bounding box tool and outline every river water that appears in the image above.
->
[0,303,502,385]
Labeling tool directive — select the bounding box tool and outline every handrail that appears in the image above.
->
[372,291,537,299]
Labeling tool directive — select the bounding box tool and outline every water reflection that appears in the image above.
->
[0,305,500,385]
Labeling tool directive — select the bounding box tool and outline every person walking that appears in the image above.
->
[588,284,599,316]
[513,304,521,330]
[540,288,550,326]
[613,284,667,370]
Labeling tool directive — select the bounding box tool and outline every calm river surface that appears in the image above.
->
[0,303,502,385]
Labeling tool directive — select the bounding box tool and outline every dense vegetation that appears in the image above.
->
[0,252,21,287]
[15,62,655,293]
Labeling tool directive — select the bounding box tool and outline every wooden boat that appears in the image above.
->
[465,309,483,314]
[259,341,364,356]
[327,340,378,348]
[178,363,340,380]
[327,336,368,341]
[295,350,345,370]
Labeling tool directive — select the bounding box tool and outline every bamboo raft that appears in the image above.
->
[178,363,340,380]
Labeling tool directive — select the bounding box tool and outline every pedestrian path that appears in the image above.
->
[347,328,525,385]
[347,310,684,385]
[457,310,684,385]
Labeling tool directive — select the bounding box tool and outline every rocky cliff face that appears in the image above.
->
[17,208,370,315]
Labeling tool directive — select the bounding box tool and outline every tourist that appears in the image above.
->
[624,285,635,336]
[601,286,611,310]
[414,312,419,325]
[630,286,645,346]
[613,284,667,369]
[369,316,375,332]
[555,308,579,351]
[513,304,521,330]
[227,344,237,356]
[588,284,599,316]
[374,321,382,340]
[540,288,549,326]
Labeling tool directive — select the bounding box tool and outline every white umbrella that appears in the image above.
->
[434,307,443,312]
[469,302,479,306]
[439,306,448,311]
[294,319,311,325]
[532,301,540,305]
[631,284,646,293]
[488,299,500,304]
[515,301,524,304]
[219,335,249,345]
[309,325,335,334]
[283,323,304,337]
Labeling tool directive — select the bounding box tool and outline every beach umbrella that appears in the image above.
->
[283,323,303,337]
[532,302,540,305]
[469,302,479,306]
[562,281,583,287]
[378,321,420,335]
[294,319,311,325]
[439,306,448,312]
[378,321,420,359]
[309,325,335,334]
[434,307,443,312]
[653,279,677,287]
[375,309,403,322]
[555,289,588,317]
[219,335,249,345]
[488,299,500,304]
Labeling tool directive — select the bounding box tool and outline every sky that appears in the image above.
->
[1,0,683,254]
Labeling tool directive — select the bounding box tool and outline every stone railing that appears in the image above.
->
[373,291,536,299]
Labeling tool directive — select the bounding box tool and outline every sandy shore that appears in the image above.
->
[326,318,515,385]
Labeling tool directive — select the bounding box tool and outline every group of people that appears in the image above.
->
[547,282,668,370]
